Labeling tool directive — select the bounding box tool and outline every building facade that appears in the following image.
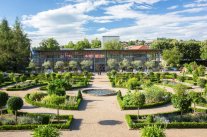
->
[32,47,161,72]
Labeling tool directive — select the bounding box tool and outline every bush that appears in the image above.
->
[42,95,65,105]
[33,125,61,137]
[144,86,170,103]
[127,78,140,90]
[177,76,185,82]
[197,78,206,88]
[0,91,9,109]
[29,92,46,101]
[141,125,166,137]
[7,97,23,112]
[77,90,82,99]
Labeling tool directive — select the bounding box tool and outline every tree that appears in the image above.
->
[132,92,145,121]
[29,60,37,70]
[162,47,183,67]
[37,38,60,50]
[103,40,123,50]
[0,91,8,115]
[7,96,24,124]
[145,61,155,71]
[0,18,30,71]
[119,59,129,71]
[200,40,207,60]
[141,125,166,137]
[189,91,205,113]
[64,41,75,48]
[171,84,191,117]
[55,61,64,71]
[91,38,101,48]
[80,60,92,70]
[131,60,142,70]
[33,125,61,137]
[107,59,118,70]
[47,95,65,122]
[69,60,78,71]
[42,61,52,70]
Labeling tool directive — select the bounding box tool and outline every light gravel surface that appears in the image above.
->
[0,73,206,137]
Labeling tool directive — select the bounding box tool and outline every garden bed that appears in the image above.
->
[0,81,14,88]
[0,111,73,130]
[25,93,82,110]
[6,81,47,91]
[125,110,207,129]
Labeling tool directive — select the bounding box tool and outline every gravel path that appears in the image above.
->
[0,73,207,137]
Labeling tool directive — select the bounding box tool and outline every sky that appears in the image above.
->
[0,0,207,47]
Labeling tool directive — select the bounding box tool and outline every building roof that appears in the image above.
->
[127,45,149,50]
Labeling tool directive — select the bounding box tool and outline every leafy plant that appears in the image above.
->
[33,125,61,137]
[141,125,166,137]
[0,91,8,115]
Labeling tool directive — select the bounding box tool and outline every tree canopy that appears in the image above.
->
[35,38,60,50]
[103,40,123,50]
[0,18,30,71]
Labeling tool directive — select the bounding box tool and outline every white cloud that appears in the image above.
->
[97,27,108,32]
[22,0,207,47]
[167,5,178,10]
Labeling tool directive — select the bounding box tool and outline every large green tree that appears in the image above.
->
[0,18,30,71]
[91,38,101,48]
[200,40,207,60]
[162,47,183,67]
[37,38,60,50]
[104,40,123,50]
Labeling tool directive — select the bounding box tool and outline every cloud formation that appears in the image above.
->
[22,0,207,46]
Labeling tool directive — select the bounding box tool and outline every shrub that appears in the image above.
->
[0,91,9,112]
[144,86,170,103]
[127,78,140,90]
[33,125,61,137]
[7,97,24,124]
[141,125,166,137]
[42,95,65,105]
[29,92,46,101]
[77,90,82,99]
[177,76,185,82]
[197,78,206,88]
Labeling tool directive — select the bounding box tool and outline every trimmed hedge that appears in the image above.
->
[25,94,82,110]
[0,112,73,130]
[125,110,207,129]
[6,83,47,91]
[0,81,14,88]
[117,93,171,110]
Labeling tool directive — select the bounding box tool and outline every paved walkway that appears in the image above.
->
[0,73,207,137]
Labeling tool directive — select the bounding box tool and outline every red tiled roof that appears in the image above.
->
[127,45,149,50]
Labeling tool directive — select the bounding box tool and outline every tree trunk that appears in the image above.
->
[194,103,196,114]
[137,107,139,121]
[15,111,17,124]
[57,107,59,123]
[180,111,183,119]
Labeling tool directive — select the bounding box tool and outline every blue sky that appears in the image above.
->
[0,0,207,46]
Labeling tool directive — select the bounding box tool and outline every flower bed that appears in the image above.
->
[125,110,207,129]
[25,93,82,110]
[6,81,47,91]
[0,111,73,130]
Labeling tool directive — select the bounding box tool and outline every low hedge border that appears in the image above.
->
[125,110,207,129]
[117,94,171,110]
[6,83,47,91]
[0,81,14,88]
[39,84,89,91]
[25,94,82,110]
[0,112,73,130]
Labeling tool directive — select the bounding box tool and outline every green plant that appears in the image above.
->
[77,90,82,99]
[141,125,166,137]
[7,97,24,124]
[33,125,61,137]
[197,78,206,88]
[189,91,205,113]
[127,78,140,90]
[29,92,46,101]
[172,85,191,117]
[0,91,8,115]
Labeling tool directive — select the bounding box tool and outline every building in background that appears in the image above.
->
[32,45,160,72]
